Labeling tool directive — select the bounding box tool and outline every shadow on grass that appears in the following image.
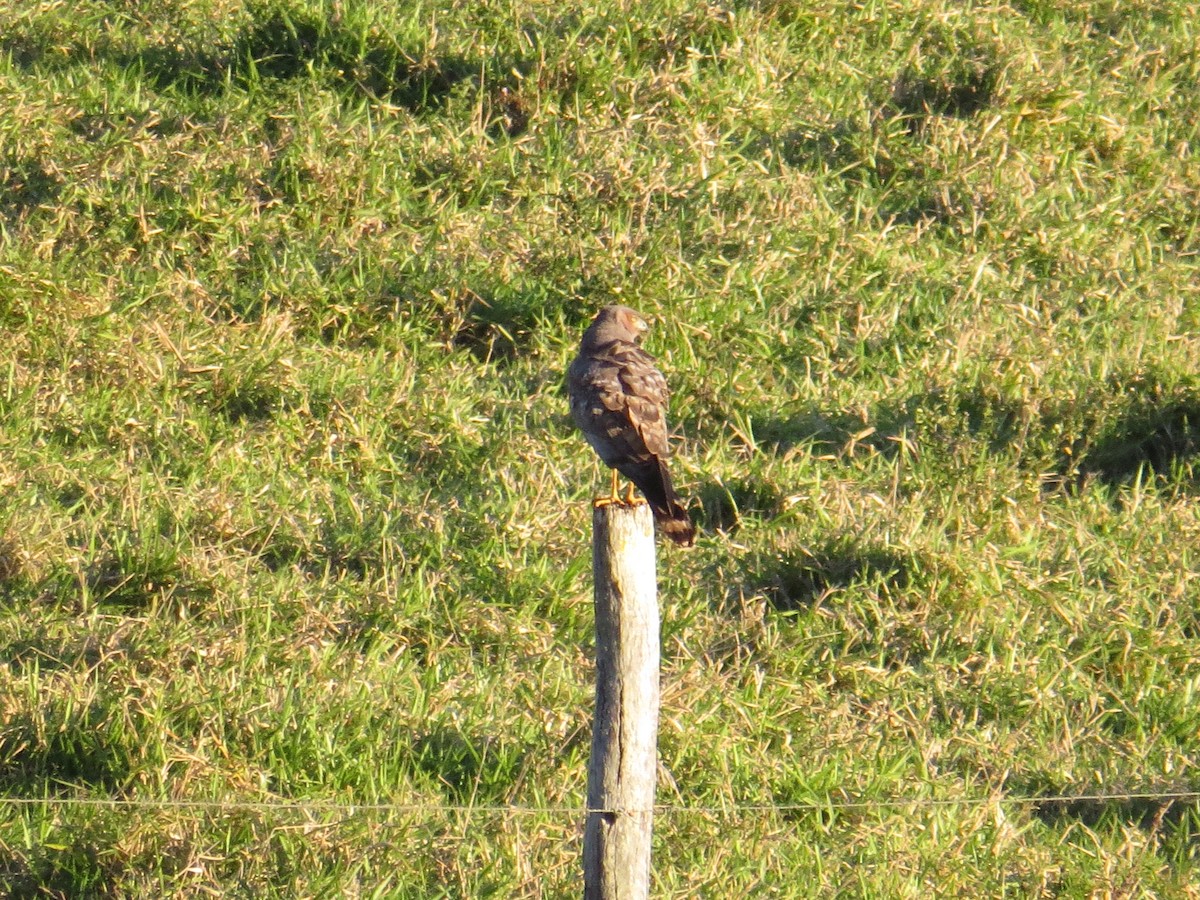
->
[132,9,493,113]
[450,282,600,364]
[255,527,375,582]
[1032,793,1200,834]
[173,356,294,422]
[752,377,1200,486]
[886,62,998,133]
[0,532,30,599]
[1079,391,1200,487]
[6,528,212,615]
[2,628,110,676]
[733,403,901,462]
[729,388,957,465]
[1014,775,1200,846]
[743,376,1200,503]
[450,291,545,365]
[1032,374,1200,493]
[0,700,134,796]
[8,5,514,114]
[694,476,785,533]
[0,156,63,224]
[81,533,192,612]
[1011,0,1179,36]
[409,727,527,805]
[0,832,125,900]
[747,537,916,613]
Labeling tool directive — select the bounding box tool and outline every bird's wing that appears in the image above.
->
[614,347,671,459]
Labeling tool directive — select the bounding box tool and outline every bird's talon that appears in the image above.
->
[592,493,647,509]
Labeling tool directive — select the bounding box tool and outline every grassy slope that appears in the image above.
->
[1,0,1199,895]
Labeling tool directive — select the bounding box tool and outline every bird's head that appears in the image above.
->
[591,305,651,344]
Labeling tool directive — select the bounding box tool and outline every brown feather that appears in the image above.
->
[568,306,696,546]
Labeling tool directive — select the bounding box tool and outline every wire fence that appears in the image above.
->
[1,789,1196,816]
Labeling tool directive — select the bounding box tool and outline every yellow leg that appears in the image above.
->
[593,468,622,508]
[623,480,639,505]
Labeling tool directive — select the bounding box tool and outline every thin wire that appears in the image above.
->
[0,790,1196,816]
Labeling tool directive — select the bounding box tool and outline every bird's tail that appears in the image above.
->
[626,460,696,547]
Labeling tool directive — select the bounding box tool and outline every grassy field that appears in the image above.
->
[2,0,1199,895]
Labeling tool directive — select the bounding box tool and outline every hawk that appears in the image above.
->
[568,305,696,546]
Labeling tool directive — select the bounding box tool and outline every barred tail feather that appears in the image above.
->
[621,459,697,547]
[657,504,697,546]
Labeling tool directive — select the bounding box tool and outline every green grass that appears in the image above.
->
[2,0,1199,895]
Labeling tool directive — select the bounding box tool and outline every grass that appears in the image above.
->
[1,0,1199,895]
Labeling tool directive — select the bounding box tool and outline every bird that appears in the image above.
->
[567,305,696,546]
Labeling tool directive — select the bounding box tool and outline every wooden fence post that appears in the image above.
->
[583,502,659,900]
